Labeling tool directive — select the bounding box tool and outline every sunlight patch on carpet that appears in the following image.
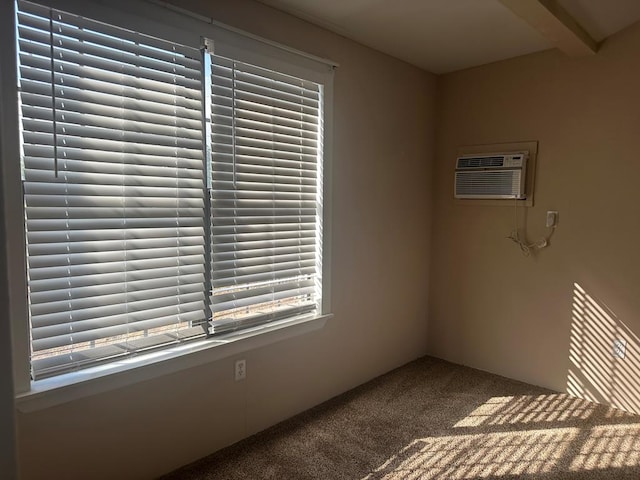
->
[570,423,640,471]
[361,428,578,479]
[454,394,594,428]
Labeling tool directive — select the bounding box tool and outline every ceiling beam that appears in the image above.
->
[498,0,598,56]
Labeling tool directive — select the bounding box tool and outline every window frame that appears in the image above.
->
[1,0,335,403]
[206,51,325,335]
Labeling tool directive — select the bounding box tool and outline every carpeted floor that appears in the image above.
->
[161,356,640,479]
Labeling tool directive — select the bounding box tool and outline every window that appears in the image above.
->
[12,0,333,381]
[208,54,323,334]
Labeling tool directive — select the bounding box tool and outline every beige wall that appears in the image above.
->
[430,21,640,414]
[0,86,18,480]
[15,1,436,479]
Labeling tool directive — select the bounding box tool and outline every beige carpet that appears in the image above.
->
[162,356,640,479]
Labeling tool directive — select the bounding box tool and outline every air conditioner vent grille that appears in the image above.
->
[455,170,523,199]
[457,156,505,169]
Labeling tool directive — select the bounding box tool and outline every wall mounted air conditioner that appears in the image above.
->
[454,152,528,199]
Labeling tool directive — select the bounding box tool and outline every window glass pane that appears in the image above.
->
[17,0,206,378]
[208,54,323,334]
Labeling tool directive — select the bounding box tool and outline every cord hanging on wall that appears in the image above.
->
[507,199,557,256]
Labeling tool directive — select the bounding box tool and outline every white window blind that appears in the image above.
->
[209,54,323,334]
[17,0,207,378]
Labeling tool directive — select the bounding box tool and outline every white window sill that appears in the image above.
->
[16,313,332,413]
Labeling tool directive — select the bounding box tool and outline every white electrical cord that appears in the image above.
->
[507,198,555,256]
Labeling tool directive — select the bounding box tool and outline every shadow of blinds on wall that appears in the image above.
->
[17,0,207,379]
[209,54,322,334]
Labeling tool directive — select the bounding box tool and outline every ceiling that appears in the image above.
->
[257,0,640,73]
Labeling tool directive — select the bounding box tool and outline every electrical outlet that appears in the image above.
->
[546,211,558,228]
[613,339,626,359]
[235,359,246,381]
